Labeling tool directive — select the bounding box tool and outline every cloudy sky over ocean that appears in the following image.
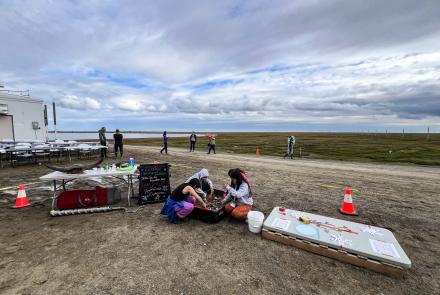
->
[1,0,439,132]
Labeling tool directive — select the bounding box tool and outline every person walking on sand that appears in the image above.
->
[189,131,197,152]
[207,134,216,154]
[160,131,168,154]
[113,129,123,157]
[98,127,107,158]
[283,135,296,159]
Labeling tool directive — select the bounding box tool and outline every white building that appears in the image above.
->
[0,87,47,142]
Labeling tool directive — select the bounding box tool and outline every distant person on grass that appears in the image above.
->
[160,178,206,223]
[98,127,107,158]
[207,134,216,154]
[160,131,168,154]
[283,135,296,159]
[113,129,123,157]
[223,168,253,221]
[189,131,197,152]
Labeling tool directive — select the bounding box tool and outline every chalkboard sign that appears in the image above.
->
[138,163,171,204]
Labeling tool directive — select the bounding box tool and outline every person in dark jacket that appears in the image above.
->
[160,131,168,154]
[98,127,107,158]
[160,178,206,223]
[113,129,123,157]
[189,131,197,152]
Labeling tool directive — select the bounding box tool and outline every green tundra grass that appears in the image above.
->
[124,132,440,165]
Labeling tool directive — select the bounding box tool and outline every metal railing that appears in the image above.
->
[0,89,30,96]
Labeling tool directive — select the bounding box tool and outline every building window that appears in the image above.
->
[0,104,8,115]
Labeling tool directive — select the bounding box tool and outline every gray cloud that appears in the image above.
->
[58,95,101,110]
[0,0,440,131]
[386,94,440,119]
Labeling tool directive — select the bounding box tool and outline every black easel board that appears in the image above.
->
[138,163,171,204]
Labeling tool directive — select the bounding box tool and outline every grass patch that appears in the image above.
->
[125,132,440,165]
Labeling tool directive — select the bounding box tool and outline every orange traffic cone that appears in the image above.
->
[256,147,260,157]
[339,187,358,215]
[13,185,30,208]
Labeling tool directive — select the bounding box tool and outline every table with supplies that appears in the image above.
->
[40,166,137,214]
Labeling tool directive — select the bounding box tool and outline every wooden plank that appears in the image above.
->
[262,228,404,278]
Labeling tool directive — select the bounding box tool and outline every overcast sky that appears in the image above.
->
[1,0,440,132]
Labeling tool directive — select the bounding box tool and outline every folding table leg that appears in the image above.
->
[51,180,57,211]
[127,175,132,207]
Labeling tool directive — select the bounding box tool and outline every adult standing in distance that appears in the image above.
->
[98,127,107,158]
[160,131,169,154]
[207,134,216,154]
[189,131,197,152]
[283,135,296,159]
[113,129,123,157]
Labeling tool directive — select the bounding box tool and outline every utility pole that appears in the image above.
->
[427,127,430,140]
[52,101,57,140]
[44,105,49,141]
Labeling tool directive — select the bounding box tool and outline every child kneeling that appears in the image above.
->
[223,168,253,221]
[161,178,206,223]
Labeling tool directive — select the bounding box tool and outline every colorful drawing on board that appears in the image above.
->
[361,225,383,236]
[272,218,291,231]
[330,234,352,247]
[295,224,320,240]
[369,239,400,259]
[310,220,359,235]
[289,211,301,219]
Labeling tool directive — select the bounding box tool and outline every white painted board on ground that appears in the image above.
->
[263,207,411,269]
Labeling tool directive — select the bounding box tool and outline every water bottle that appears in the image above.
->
[129,158,134,167]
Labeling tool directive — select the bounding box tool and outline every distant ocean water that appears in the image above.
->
[48,132,196,141]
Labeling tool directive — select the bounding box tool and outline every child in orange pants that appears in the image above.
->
[225,203,252,220]
[223,168,253,221]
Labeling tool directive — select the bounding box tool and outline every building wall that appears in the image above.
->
[0,115,14,139]
[0,93,47,141]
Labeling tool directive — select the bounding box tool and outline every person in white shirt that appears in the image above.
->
[186,168,213,200]
[223,168,253,221]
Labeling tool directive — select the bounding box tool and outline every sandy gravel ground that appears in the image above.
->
[1,145,439,295]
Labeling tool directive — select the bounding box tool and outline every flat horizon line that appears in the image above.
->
[48,130,438,134]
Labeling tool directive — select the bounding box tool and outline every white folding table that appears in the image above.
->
[40,166,137,211]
